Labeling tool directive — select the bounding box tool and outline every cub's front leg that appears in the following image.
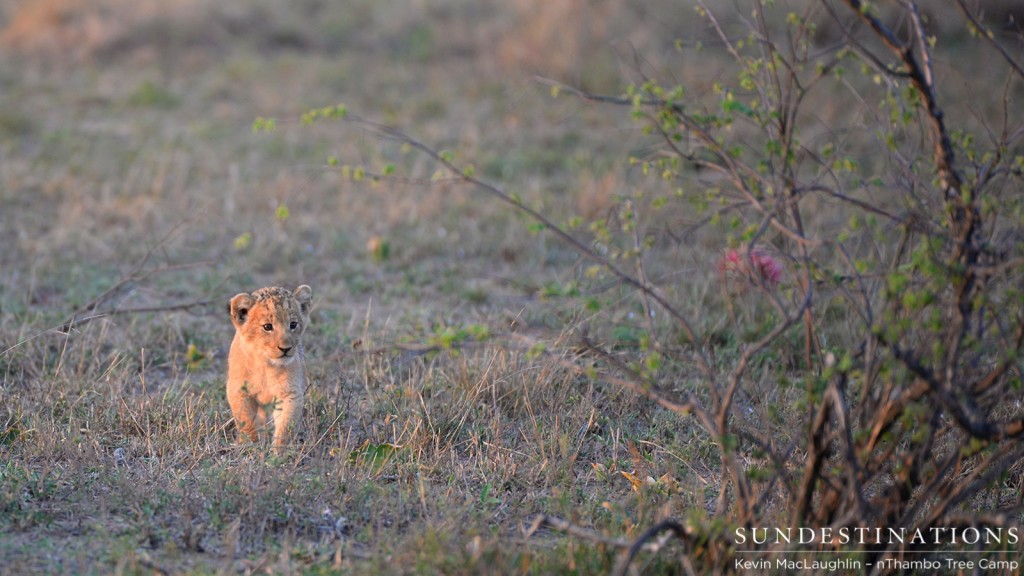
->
[271,390,303,451]
[227,388,260,443]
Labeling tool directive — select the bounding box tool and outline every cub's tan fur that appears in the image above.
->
[226,285,312,450]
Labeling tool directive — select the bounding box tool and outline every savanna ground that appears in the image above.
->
[1,1,1023,574]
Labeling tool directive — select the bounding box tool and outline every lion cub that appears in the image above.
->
[226,285,312,451]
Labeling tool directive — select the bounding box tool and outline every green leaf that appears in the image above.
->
[527,341,546,359]
[468,324,490,341]
[349,442,401,473]
[252,117,277,133]
[275,202,290,222]
[233,232,252,251]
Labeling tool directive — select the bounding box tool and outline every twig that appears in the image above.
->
[525,514,631,548]
[955,0,1024,80]
[612,519,693,576]
[59,216,206,330]
[718,285,812,522]
[520,332,711,427]
[340,112,722,392]
[61,298,218,332]
[539,77,820,250]
[101,299,217,316]
[818,1,910,79]
[839,0,963,198]
[792,382,832,525]
[59,257,216,332]
[1,296,216,358]
[1,323,80,357]
[908,442,1024,554]
[135,550,170,576]
[826,370,869,524]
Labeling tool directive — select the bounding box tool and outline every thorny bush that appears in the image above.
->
[313,0,1024,572]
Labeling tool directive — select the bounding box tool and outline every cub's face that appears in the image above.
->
[229,285,312,366]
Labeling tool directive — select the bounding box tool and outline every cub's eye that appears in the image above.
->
[289,321,298,330]
[262,323,273,332]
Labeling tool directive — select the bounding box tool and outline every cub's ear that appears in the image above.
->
[294,284,312,315]
[229,293,254,328]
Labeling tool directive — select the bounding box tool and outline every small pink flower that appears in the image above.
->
[718,247,783,287]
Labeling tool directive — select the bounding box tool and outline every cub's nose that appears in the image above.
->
[278,346,293,356]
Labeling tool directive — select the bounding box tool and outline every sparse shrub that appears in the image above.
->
[567,1,1024,570]
[311,0,1024,571]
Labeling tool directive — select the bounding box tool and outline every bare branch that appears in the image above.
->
[341,112,722,390]
[542,78,820,250]
[907,3,935,89]
[568,333,711,428]
[792,387,832,525]
[612,519,693,576]
[525,514,631,548]
[955,0,1024,80]
[65,298,218,329]
[819,0,910,79]
[837,0,963,198]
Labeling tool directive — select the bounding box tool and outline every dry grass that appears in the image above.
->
[0,1,707,573]
[1,0,1021,573]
